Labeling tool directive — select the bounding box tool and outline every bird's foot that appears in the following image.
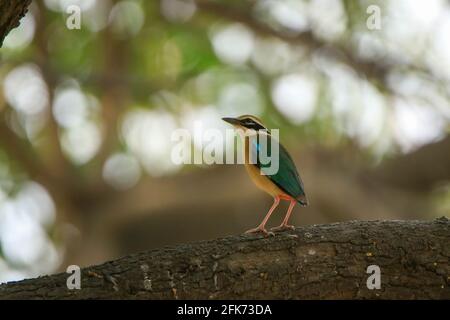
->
[244,227,275,237]
[270,224,295,232]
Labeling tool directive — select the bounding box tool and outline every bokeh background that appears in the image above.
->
[0,0,449,283]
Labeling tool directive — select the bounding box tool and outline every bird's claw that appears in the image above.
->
[270,224,295,232]
[244,227,275,237]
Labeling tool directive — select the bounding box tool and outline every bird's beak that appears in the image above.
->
[222,117,242,126]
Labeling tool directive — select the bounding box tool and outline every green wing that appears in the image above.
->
[251,134,307,204]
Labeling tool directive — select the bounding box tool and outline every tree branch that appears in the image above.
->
[0,219,449,299]
[0,0,32,47]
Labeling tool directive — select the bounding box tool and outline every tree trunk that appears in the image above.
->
[0,0,32,47]
[0,219,449,299]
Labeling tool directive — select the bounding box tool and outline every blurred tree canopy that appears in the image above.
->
[0,0,449,282]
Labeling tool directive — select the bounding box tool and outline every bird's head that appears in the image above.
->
[222,115,270,134]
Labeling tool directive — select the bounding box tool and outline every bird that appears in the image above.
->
[222,115,308,235]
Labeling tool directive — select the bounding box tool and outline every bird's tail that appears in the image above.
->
[297,194,308,207]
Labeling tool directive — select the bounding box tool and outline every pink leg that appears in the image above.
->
[271,199,296,232]
[245,196,280,236]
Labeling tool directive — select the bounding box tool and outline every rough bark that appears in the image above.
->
[0,0,32,47]
[0,219,449,300]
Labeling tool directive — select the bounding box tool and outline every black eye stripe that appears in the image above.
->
[243,119,257,126]
[239,118,268,131]
[248,122,264,130]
